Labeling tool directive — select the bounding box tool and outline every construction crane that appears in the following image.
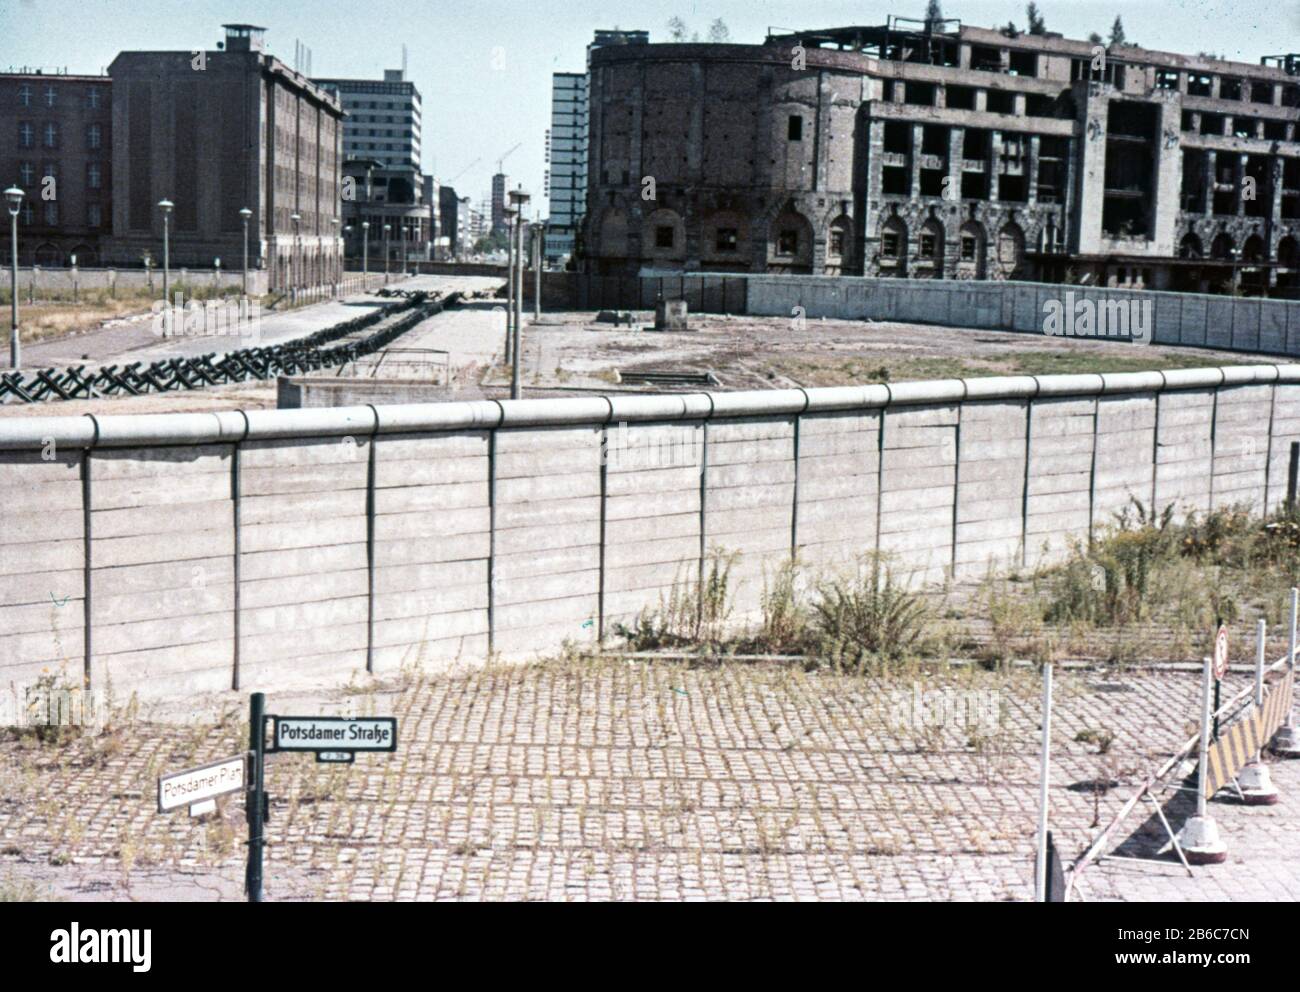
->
[497,142,521,174]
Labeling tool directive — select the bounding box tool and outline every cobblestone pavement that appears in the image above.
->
[1,658,1295,901]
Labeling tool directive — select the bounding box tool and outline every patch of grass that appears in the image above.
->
[615,548,739,652]
[806,554,937,671]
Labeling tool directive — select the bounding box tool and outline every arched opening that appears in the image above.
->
[699,210,750,271]
[824,215,853,275]
[1279,236,1300,295]
[1178,233,1204,259]
[596,208,629,274]
[957,221,986,279]
[34,243,61,266]
[916,218,945,279]
[768,208,814,274]
[642,207,686,266]
[995,222,1024,278]
[1210,232,1234,260]
[878,216,908,278]
[1242,234,1268,295]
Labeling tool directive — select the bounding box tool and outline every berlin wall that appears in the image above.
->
[2,364,1299,701]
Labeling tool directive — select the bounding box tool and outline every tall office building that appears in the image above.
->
[314,68,421,171]
[545,73,587,265]
[545,29,648,266]
[490,172,507,235]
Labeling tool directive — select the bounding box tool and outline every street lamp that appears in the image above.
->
[507,189,531,401]
[290,212,301,297]
[383,223,391,284]
[5,186,22,370]
[503,205,517,367]
[239,207,252,299]
[362,220,370,285]
[531,222,544,321]
[158,199,174,335]
[331,217,340,288]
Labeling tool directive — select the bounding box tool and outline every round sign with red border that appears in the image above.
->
[1213,625,1229,680]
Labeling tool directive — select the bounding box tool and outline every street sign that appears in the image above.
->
[317,751,355,764]
[271,716,397,753]
[1213,625,1229,681]
[158,754,246,813]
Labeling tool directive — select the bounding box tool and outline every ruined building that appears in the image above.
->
[584,17,1300,297]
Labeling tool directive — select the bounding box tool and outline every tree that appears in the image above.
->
[707,18,731,43]
[667,16,689,42]
[1026,3,1047,34]
[924,0,944,28]
[1088,32,1104,45]
[1109,16,1126,46]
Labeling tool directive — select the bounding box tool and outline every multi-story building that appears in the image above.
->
[314,69,421,172]
[339,157,429,269]
[545,72,587,265]
[490,172,508,235]
[105,24,345,290]
[438,185,462,258]
[0,70,113,265]
[584,17,1300,296]
[545,30,649,267]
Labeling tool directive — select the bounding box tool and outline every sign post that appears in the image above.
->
[245,691,266,903]
[1212,624,1228,741]
[1034,663,1053,903]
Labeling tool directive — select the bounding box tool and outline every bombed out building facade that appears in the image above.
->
[583,18,1300,296]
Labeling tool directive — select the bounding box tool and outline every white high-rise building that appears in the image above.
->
[315,68,422,172]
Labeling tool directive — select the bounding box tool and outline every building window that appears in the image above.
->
[43,201,58,226]
[716,227,738,252]
[87,86,102,109]
[919,234,938,259]
[18,162,34,185]
[87,123,102,150]
[961,235,977,261]
[655,225,675,249]
[778,229,799,255]
[788,115,803,141]
[21,203,34,225]
[43,122,58,148]
[829,229,845,256]
[87,162,102,189]
[882,233,900,258]
[44,85,56,107]
[18,84,31,107]
[88,203,102,227]
[42,162,56,181]
[18,122,34,148]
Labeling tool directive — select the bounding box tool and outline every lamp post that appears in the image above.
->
[383,223,391,284]
[344,224,352,291]
[239,207,252,299]
[507,189,531,401]
[158,198,174,335]
[5,186,22,370]
[331,217,340,290]
[290,213,302,299]
[503,205,517,367]
[532,222,543,320]
[362,220,370,287]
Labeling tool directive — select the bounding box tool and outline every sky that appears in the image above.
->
[3,0,1298,217]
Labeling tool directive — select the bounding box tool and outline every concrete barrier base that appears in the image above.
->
[1177,815,1228,865]
[1236,762,1280,805]
[1271,723,1300,757]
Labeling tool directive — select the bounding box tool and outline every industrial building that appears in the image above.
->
[584,17,1300,297]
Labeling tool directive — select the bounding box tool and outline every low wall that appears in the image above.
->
[573,272,1300,358]
[13,266,270,297]
[3,364,1299,701]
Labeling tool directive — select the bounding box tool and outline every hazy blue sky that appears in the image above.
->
[3,0,1297,216]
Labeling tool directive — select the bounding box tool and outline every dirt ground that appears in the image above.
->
[3,297,1273,418]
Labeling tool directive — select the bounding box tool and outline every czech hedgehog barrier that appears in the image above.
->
[3,363,1300,701]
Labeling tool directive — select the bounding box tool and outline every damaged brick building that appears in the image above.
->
[583,17,1300,297]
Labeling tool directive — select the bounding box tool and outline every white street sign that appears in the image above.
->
[158,755,246,812]
[1214,625,1229,681]
[272,716,397,753]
